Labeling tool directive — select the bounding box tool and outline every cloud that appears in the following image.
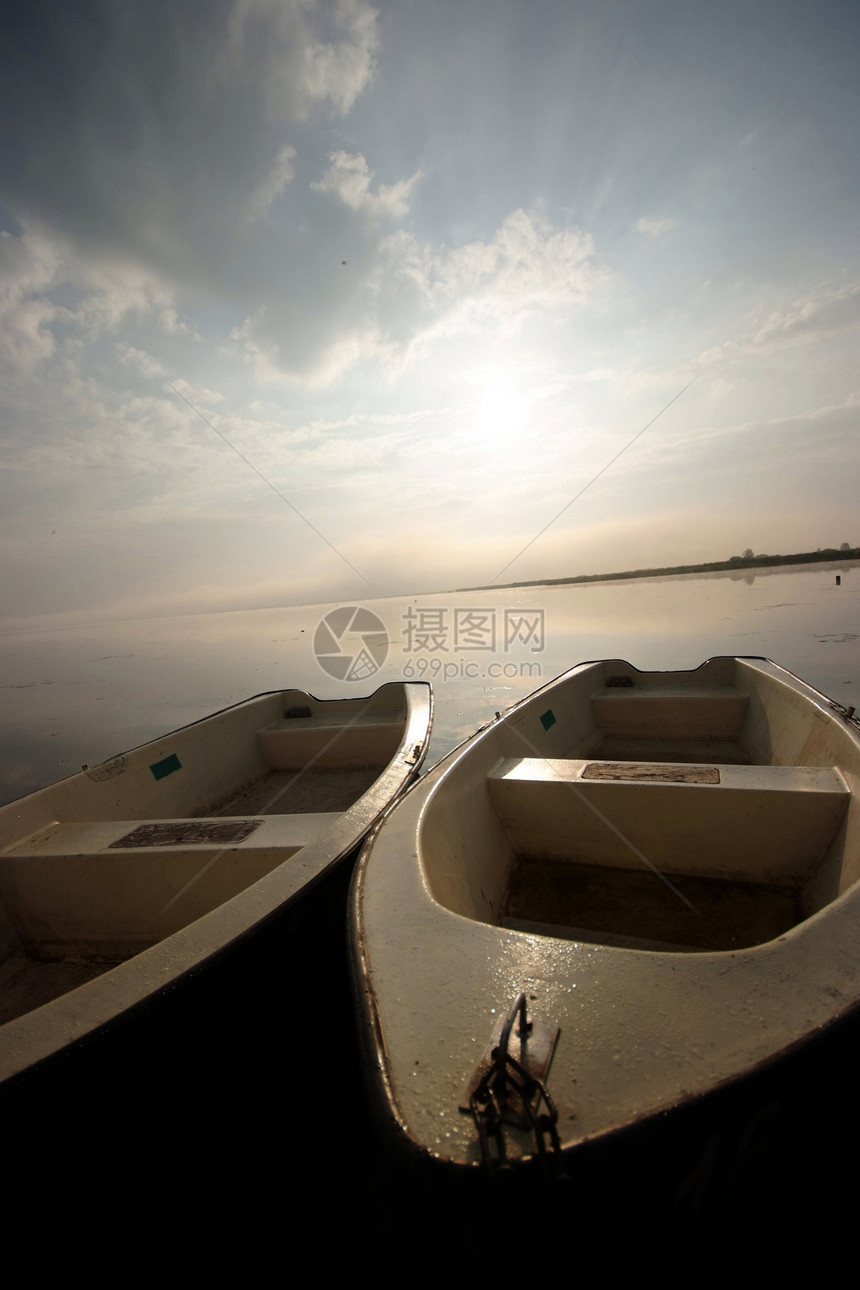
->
[635,217,678,238]
[0,230,64,375]
[246,145,297,220]
[166,379,227,409]
[677,281,860,380]
[2,5,608,395]
[419,210,602,305]
[225,0,379,119]
[0,295,62,379]
[0,224,181,384]
[73,257,181,337]
[0,4,391,398]
[376,210,606,366]
[609,390,860,485]
[117,346,167,380]
[0,1,379,277]
[617,278,860,396]
[231,313,391,386]
[232,208,606,383]
[312,151,422,219]
[749,284,860,348]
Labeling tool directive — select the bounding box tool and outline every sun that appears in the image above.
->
[468,376,525,451]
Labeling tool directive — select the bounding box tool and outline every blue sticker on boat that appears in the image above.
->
[150,753,182,781]
[540,709,556,731]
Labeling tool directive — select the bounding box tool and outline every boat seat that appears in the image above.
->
[258,716,402,770]
[0,812,341,959]
[488,757,850,885]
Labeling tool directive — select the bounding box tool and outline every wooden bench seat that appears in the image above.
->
[488,757,849,885]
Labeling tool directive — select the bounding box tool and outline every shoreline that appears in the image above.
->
[458,547,860,593]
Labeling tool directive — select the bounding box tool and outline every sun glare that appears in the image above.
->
[469,380,525,452]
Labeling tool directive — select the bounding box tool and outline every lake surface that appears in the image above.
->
[1,559,857,805]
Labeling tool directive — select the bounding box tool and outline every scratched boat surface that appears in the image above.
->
[0,680,431,1092]
[350,658,860,1192]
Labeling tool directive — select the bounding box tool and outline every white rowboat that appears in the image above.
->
[0,681,431,1093]
[350,658,860,1191]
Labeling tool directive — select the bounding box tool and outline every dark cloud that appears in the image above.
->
[0,0,378,279]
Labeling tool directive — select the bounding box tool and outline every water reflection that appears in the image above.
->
[1,561,857,803]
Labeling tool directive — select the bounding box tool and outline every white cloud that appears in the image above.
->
[117,346,167,380]
[0,2,379,285]
[617,278,860,397]
[312,151,422,219]
[232,208,606,384]
[376,210,605,369]
[233,313,391,386]
[226,0,379,119]
[750,283,860,348]
[74,258,180,336]
[635,217,678,238]
[246,145,297,220]
[684,281,860,378]
[385,210,603,307]
[0,225,182,384]
[614,390,860,480]
[0,296,62,377]
[0,230,64,376]
[166,379,226,408]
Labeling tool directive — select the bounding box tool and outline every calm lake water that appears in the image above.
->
[1,560,858,806]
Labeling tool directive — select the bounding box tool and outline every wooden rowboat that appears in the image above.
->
[350,659,860,1204]
[0,681,431,1101]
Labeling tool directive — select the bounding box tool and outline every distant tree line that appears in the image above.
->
[464,544,860,593]
[727,544,856,566]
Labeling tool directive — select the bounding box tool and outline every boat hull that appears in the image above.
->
[0,681,432,1124]
[350,658,860,1227]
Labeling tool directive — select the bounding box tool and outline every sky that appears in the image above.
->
[1,0,858,631]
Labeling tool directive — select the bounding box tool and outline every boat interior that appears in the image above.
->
[419,658,860,954]
[0,687,408,1024]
